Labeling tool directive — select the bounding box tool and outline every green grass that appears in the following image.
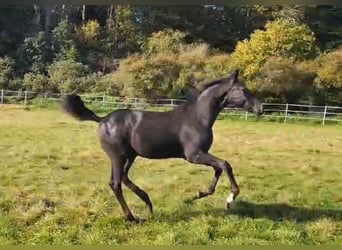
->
[0,106,341,245]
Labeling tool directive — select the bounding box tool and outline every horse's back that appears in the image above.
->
[98,108,185,159]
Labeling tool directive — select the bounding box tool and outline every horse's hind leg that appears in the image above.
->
[108,156,136,222]
[122,157,153,215]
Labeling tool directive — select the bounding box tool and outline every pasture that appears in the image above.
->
[0,107,341,245]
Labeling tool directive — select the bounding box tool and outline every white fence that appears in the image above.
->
[1,89,342,125]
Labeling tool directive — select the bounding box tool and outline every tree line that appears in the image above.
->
[0,5,341,105]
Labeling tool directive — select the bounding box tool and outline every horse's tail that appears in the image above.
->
[61,94,102,123]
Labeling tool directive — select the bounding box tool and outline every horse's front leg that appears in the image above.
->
[186,151,240,208]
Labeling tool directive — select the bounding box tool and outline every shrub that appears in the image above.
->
[0,56,15,89]
[313,47,342,89]
[255,57,315,103]
[116,53,180,99]
[48,59,88,93]
[23,73,49,92]
[114,42,236,99]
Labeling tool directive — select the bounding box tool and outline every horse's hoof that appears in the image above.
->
[135,217,147,224]
[146,205,153,215]
[183,197,194,204]
[126,214,137,222]
[196,190,202,198]
[190,191,201,201]
[226,192,234,209]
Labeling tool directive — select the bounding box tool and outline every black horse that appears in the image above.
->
[62,70,263,222]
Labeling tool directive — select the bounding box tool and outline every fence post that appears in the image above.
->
[171,99,174,106]
[284,103,289,123]
[322,105,328,125]
[24,90,27,107]
[1,89,4,106]
[102,94,105,106]
[245,111,248,121]
[44,92,47,100]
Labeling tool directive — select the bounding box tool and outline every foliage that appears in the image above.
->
[51,20,79,61]
[143,29,186,56]
[0,5,341,105]
[305,6,342,51]
[175,43,210,89]
[79,72,121,95]
[203,54,233,79]
[255,57,316,103]
[0,56,15,89]
[105,5,145,58]
[116,53,180,99]
[17,32,52,75]
[23,72,49,92]
[115,42,233,99]
[78,20,101,46]
[231,18,319,84]
[313,47,342,89]
[48,59,88,93]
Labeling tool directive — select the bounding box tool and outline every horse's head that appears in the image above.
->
[192,70,263,116]
[225,78,263,116]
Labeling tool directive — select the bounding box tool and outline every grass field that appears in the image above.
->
[0,106,341,245]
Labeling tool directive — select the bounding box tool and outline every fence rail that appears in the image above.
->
[1,89,342,125]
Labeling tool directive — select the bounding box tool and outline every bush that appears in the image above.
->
[0,56,15,89]
[114,42,236,99]
[116,53,180,99]
[313,47,342,89]
[79,72,120,95]
[48,59,88,93]
[255,57,315,103]
[23,72,49,92]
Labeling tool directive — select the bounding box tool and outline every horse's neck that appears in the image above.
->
[194,102,222,128]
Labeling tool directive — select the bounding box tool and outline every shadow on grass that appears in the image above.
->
[229,200,342,222]
[153,200,342,223]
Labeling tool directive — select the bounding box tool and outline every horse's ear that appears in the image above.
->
[232,69,239,82]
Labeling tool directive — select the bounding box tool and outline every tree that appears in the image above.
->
[51,19,78,61]
[231,18,319,85]
[305,5,342,51]
[17,31,52,75]
[142,29,186,56]
[0,6,36,58]
[105,5,145,58]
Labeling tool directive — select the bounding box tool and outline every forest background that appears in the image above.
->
[0,5,341,105]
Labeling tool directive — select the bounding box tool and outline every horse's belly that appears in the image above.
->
[131,133,184,159]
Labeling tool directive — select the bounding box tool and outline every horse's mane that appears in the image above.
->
[200,77,229,92]
[182,70,239,100]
